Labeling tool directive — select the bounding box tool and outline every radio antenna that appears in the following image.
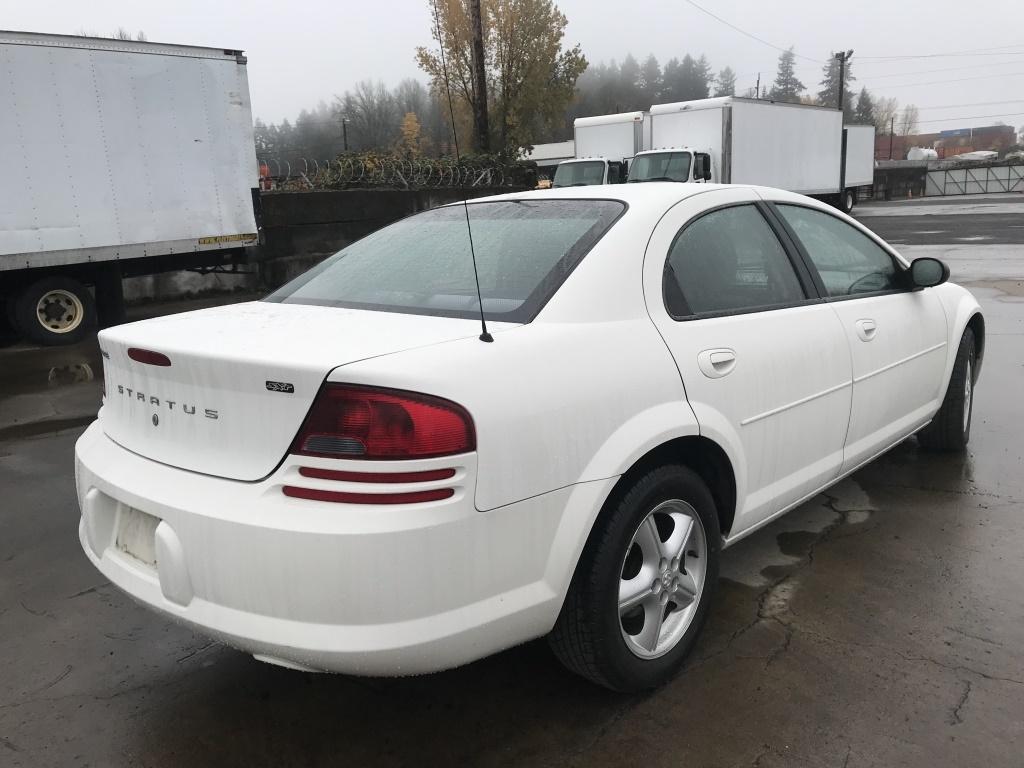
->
[432,0,493,342]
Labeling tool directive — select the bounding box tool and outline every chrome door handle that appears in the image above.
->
[855,319,877,342]
[698,348,737,378]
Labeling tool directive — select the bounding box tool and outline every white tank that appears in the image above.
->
[906,147,938,161]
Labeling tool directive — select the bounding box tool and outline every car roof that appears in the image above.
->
[467,182,758,208]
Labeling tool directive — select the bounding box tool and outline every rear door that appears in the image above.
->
[644,188,853,533]
[769,202,948,472]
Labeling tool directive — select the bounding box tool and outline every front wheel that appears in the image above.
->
[549,465,720,692]
[918,328,976,452]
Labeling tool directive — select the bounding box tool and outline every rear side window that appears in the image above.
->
[664,204,806,316]
[776,205,901,296]
[264,200,624,323]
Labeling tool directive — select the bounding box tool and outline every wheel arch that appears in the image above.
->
[603,435,737,540]
[967,311,985,380]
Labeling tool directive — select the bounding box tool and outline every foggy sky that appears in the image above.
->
[5,0,1024,135]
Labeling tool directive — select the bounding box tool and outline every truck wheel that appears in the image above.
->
[13,276,96,346]
[839,189,856,214]
[549,465,720,692]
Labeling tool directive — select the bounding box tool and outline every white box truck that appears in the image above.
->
[628,97,875,212]
[0,31,260,345]
[553,111,646,187]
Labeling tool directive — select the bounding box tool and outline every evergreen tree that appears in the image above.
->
[853,87,875,126]
[713,66,736,97]
[769,47,804,102]
[638,54,662,105]
[618,54,642,109]
[817,52,856,121]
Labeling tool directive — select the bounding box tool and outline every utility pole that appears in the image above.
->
[889,116,895,160]
[755,72,760,99]
[834,50,853,115]
[835,50,853,201]
[340,116,349,152]
[468,0,490,152]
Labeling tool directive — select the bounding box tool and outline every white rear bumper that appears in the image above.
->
[74,421,614,675]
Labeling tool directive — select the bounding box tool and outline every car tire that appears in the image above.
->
[13,276,96,346]
[918,327,976,452]
[549,464,721,692]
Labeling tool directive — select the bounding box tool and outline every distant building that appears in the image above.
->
[875,124,1017,160]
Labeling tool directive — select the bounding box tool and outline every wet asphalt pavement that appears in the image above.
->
[1,195,1023,767]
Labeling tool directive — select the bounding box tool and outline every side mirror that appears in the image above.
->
[702,155,712,181]
[910,257,949,288]
[692,154,705,181]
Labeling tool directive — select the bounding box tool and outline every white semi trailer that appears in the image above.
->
[552,112,646,187]
[0,31,260,345]
[628,97,875,212]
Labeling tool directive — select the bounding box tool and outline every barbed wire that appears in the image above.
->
[257,154,535,191]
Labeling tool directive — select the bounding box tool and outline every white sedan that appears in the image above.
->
[75,184,983,691]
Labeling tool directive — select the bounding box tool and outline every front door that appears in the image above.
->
[643,188,853,534]
[770,203,948,472]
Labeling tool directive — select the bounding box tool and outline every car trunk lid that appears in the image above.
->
[98,301,492,481]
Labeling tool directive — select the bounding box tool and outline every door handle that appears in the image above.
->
[698,348,737,378]
[855,319,877,342]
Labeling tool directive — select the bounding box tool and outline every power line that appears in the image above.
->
[915,99,1024,112]
[856,42,1024,61]
[859,59,1024,81]
[870,71,1024,89]
[917,111,1024,125]
[680,0,821,63]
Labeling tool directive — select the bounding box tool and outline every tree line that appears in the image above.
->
[255,0,922,165]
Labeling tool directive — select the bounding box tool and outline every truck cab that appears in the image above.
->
[626,148,714,184]
[552,158,628,187]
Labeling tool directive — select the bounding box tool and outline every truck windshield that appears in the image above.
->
[553,161,606,187]
[265,200,625,323]
[628,152,692,183]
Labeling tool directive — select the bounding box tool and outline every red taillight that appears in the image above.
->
[290,385,475,460]
[127,348,171,367]
[283,486,454,505]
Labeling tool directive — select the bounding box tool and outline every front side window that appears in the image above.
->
[265,200,624,323]
[664,204,806,316]
[776,205,901,297]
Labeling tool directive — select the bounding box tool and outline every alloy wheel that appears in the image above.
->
[618,499,708,659]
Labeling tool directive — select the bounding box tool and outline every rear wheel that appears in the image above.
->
[839,188,856,214]
[918,328,976,452]
[13,276,96,346]
[549,465,720,692]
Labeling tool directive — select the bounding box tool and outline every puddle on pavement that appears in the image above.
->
[719,477,877,593]
[0,344,103,398]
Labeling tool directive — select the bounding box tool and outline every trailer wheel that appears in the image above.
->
[13,276,96,346]
[839,188,856,214]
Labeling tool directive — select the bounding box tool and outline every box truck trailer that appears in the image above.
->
[552,111,646,187]
[0,31,260,345]
[627,97,875,212]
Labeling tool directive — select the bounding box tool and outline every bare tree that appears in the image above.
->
[897,104,920,137]
[874,96,900,134]
[113,27,147,41]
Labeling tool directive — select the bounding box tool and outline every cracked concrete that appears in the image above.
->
[2,200,1023,766]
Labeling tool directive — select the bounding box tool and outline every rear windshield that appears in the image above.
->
[264,199,625,323]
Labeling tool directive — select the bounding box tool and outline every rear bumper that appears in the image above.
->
[74,421,614,675]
